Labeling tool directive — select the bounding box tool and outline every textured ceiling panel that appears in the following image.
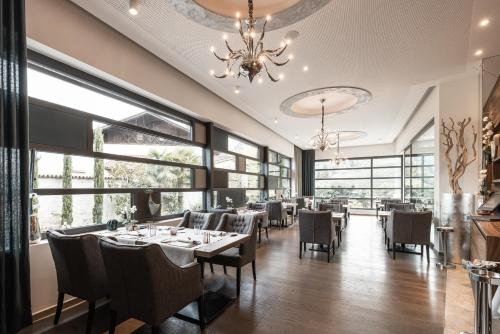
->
[70,0,480,148]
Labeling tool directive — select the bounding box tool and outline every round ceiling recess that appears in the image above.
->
[280,86,372,118]
[166,0,331,32]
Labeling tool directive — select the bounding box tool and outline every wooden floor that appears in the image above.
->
[23,215,447,334]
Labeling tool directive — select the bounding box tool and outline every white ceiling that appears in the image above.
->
[70,0,499,149]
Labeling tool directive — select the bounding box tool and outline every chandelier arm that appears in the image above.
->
[274,44,288,57]
[264,54,289,66]
[263,45,287,55]
[213,51,231,62]
[248,0,254,22]
[263,63,280,82]
[225,40,236,54]
[214,73,228,79]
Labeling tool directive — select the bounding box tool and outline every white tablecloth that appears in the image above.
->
[95,228,228,267]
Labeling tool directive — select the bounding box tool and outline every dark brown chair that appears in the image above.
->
[267,200,287,227]
[99,237,204,334]
[178,211,215,230]
[296,197,306,210]
[205,213,257,297]
[382,199,403,211]
[46,230,109,334]
[386,202,415,212]
[298,210,336,262]
[386,210,433,261]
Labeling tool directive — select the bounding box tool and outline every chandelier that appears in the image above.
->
[210,0,292,83]
[331,132,348,167]
[310,99,336,151]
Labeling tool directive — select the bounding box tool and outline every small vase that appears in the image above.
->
[106,219,119,231]
[30,215,41,243]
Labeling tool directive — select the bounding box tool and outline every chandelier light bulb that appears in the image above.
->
[266,15,272,21]
[209,69,215,76]
[257,78,263,84]
[278,73,285,80]
[235,21,240,28]
[210,46,215,53]
[288,54,294,60]
[303,65,309,72]
[475,49,484,56]
[222,34,228,40]
[274,118,278,124]
[129,0,139,15]
[234,86,241,94]
[280,41,286,47]
[479,18,490,27]
[259,55,265,62]
[236,12,241,18]
[286,39,292,45]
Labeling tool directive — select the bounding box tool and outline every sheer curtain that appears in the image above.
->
[0,0,32,332]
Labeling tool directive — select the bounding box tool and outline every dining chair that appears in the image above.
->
[99,237,204,334]
[267,200,287,227]
[386,202,415,212]
[247,202,269,242]
[178,210,216,230]
[210,208,237,227]
[46,230,109,334]
[206,213,257,297]
[296,197,306,210]
[298,210,336,263]
[386,210,433,261]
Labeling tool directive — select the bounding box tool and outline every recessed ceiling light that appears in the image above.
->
[288,54,294,60]
[278,73,285,80]
[234,86,240,94]
[294,135,299,139]
[129,0,139,15]
[273,118,278,124]
[475,49,484,56]
[479,18,490,27]
[209,69,215,76]
[303,65,309,72]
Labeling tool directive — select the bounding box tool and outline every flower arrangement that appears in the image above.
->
[483,116,494,161]
[225,197,233,208]
[122,205,137,223]
[479,169,489,198]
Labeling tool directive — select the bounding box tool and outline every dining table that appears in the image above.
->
[92,225,250,324]
[331,212,346,246]
[237,209,269,243]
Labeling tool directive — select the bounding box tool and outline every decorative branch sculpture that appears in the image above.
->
[441,117,478,195]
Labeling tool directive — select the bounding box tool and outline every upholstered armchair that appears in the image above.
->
[210,208,237,227]
[206,213,257,297]
[298,210,337,262]
[386,210,433,261]
[318,202,342,213]
[46,230,109,334]
[99,238,204,333]
[382,199,403,211]
[178,211,215,230]
[247,202,269,243]
[296,197,306,210]
[267,200,288,227]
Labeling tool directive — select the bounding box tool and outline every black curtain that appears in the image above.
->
[302,150,315,196]
[0,0,32,332]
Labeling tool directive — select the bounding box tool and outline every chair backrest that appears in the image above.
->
[247,202,268,212]
[318,202,342,213]
[296,197,306,210]
[330,197,349,205]
[99,237,202,325]
[389,210,432,244]
[382,199,402,210]
[210,208,237,229]
[298,210,333,245]
[267,200,283,220]
[46,230,108,301]
[387,202,415,212]
[217,214,257,260]
[179,211,215,230]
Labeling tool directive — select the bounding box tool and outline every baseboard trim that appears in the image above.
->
[32,297,84,323]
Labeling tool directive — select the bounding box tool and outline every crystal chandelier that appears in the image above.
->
[331,132,348,167]
[310,99,336,151]
[210,0,292,83]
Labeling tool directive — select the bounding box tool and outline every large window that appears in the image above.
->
[28,62,206,232]
[268,151,292,199]
[314,156,403,209]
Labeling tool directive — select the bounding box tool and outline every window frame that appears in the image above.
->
[314,155,403,209]
[28,52,208,235]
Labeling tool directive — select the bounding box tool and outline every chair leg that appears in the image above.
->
[200,261,205,279]
[392,243,396,260]
[265,227,269,239]
[258,227,262,244]
[152,326,160,334]
[421,245,424,257]
[236,267,241,297]
[327,246,330,263]
[426,245,430,263]
[197,295,205,330]
[54,292,64,325]
[85,301,95,334]
[210,263,214,273]
[303,242,306,252]
[299,242,302,259]
[223,265,227,275]
[252,260,256,280]
[109,309,117,334]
